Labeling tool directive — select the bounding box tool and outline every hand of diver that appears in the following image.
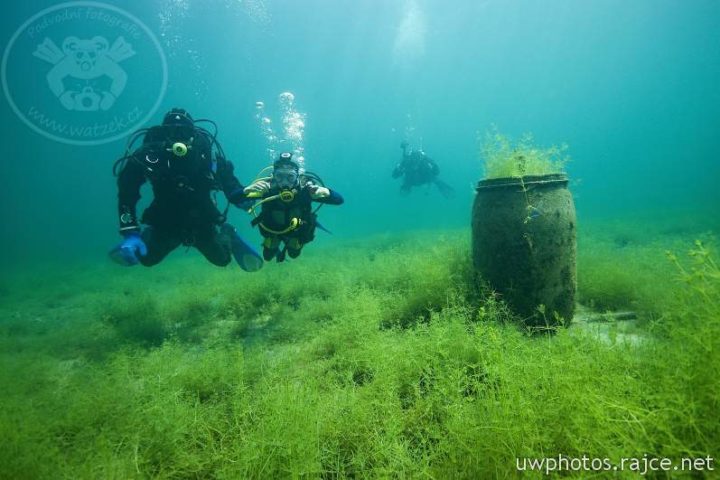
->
[243,180,271,196]
[109,232,147,266]
[306,182,330,199]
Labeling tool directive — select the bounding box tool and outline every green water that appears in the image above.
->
[0,1,718,478]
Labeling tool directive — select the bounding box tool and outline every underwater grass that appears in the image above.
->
[0,220,718,478]
[577,215,718,318]
[480,127,569,179]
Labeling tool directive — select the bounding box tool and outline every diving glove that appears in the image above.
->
[109,232,147,266]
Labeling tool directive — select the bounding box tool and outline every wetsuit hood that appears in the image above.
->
[162,108,194,127]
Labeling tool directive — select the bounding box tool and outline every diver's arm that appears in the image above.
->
[392,164,404,179]
[117,158,146,234]
[215,156,246,204]
[313,188,344,205]
[305,181,343,205]
[322,189,344,205]
[392,157,408,178]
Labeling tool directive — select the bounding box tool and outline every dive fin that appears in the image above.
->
[222,224,263,272]
[316,221,332,235]
[434,179,455,199]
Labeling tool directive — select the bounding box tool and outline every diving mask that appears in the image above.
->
[273,168,299,189]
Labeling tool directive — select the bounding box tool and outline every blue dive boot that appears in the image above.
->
[221,224,263,272]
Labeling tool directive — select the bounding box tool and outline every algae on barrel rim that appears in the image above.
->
[480,127,570,179]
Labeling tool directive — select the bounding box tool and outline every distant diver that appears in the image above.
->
[110,108,263,271]
[392,141,455,198]
[239,152,344,262]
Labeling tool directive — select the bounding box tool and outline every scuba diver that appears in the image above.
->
[110,108,263,271]
[392,141,455,198]
[240,152,344,262]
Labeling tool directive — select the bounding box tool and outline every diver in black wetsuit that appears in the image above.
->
[392,141,455,198]
[110,108,262,271]
[239,152,344,262]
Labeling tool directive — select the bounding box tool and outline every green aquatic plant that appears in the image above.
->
[103,295,167,347]
[480,127,569,179]
[577,218,716,317]
[0,223,718,478]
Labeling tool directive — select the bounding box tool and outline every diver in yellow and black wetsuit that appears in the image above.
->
[240,152,344,262]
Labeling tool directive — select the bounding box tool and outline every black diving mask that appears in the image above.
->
[273,168,299,189]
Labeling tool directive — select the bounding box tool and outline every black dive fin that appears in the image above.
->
[434,179,455,199]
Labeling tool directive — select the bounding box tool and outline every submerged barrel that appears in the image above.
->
[471,174,576,326]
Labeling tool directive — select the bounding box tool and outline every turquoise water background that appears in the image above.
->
[1,0,718,270]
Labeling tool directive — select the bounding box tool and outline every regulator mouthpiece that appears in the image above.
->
[279,190,295,202]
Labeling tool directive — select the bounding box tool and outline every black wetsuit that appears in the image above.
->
[250,180,343,261]
[393,151,440,192]
[116,126,245,266]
